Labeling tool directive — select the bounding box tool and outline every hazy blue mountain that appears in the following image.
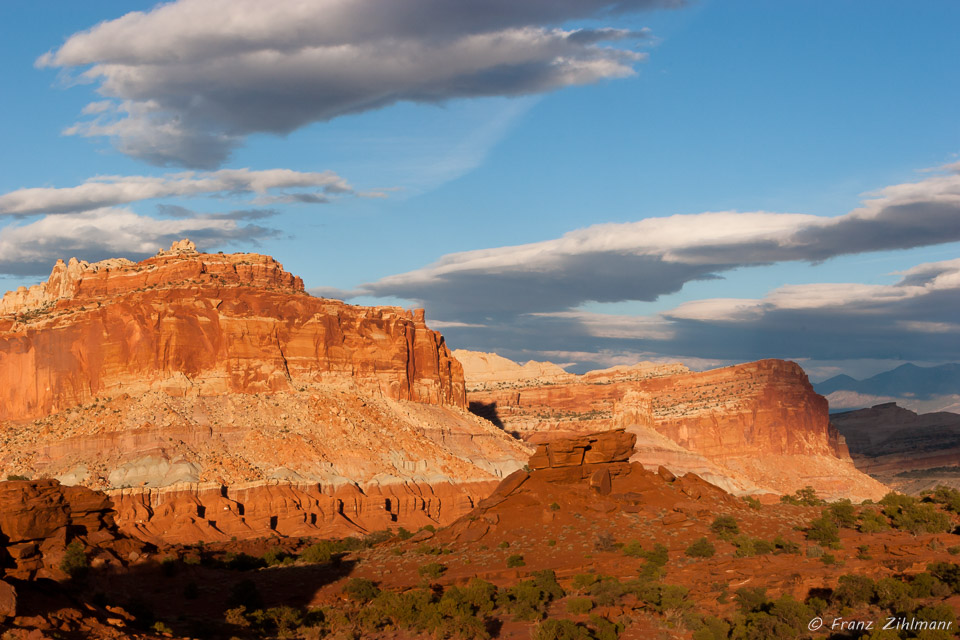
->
[816,363,960,399]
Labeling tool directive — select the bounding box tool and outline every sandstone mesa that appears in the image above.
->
[459,350,888,502]
[0,241,530,544]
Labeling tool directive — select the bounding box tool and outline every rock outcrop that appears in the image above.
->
[0,243,530,543]
[462,352,887,501]
[440,429,741,549]
[109,478,498,546]
[527,430,636,470]
[831,403,960,494]
[0,479,145,581]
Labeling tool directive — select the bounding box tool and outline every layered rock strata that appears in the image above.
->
[462,352,887,501]
[831,403,960,494]
[0,240,463,421]
[0,243,530,543]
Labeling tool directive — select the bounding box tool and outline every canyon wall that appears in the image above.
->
[0,240,464,422]
[462,352,887,501]
[831,403,960,494]
[0,242,531,543]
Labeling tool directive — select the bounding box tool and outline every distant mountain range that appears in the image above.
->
[814,363,960,414]
[815,363,960,399]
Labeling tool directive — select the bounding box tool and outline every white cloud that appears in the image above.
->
[668,257,960,322]
[0,208,275,276]
[40,0,669,167]
[349,162,960,320]
[529,310,674,339]
[0,168,357,217]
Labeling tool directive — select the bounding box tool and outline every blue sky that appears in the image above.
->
[1,0,959,380]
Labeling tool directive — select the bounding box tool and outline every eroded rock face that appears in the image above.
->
[527,429,636,470]
[0,243,531,543]
[0,242,463,422]
[445,429,740,545]
[831,403,960,494]
[109,478,499,545]
[0,479,144,580]
[464,354,888,501]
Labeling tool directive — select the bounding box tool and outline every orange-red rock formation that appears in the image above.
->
[0,479,145,581]
[108,478,498,546]
[0,243,530,543]
[0,240,463,421]
[462,352,887,501]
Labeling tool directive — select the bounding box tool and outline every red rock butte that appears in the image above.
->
[0,241,530,544]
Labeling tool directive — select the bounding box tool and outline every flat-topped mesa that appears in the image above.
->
[0,240,466,422]
[0,239,304,317]
[466,355,888,501]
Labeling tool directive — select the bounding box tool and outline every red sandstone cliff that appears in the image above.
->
[0,240,463,421]
[461,352,887,501]
[0,243,530,543]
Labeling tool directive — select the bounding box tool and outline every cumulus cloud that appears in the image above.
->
[0,168,357,217]
[0,208,276,276]
[345,163,960,322]
[39,0,669,166]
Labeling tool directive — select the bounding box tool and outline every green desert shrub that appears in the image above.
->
[880,493,953,534]
[710,515,739,539]
[825,500,857,528]
[343,578,380,603]
[566,597,594,615]
[221,551,265,571]
[858,508,890,533]
[730,536,776,557]
[589,614,624,640]
[631,582,690,614]
[772,536,801,554]
[908,572,950,598]
[586,577,624,607]
[620,540,644,558]
[833,574,874,607]
[692,616,731,640]
[571,573,598,593]
[498,570,565,622]
[928,485,960,513]
[60,541,88,578]
[805,515,840,546]
[734,587,767,614]
[780,486,824,506]
[926,561,960,593]
[262,545,290,566]
[506,554,526,568]
[531,619,592,640]
[419,562,447,579]
[685,537,715,558]
[872,577,913,613]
